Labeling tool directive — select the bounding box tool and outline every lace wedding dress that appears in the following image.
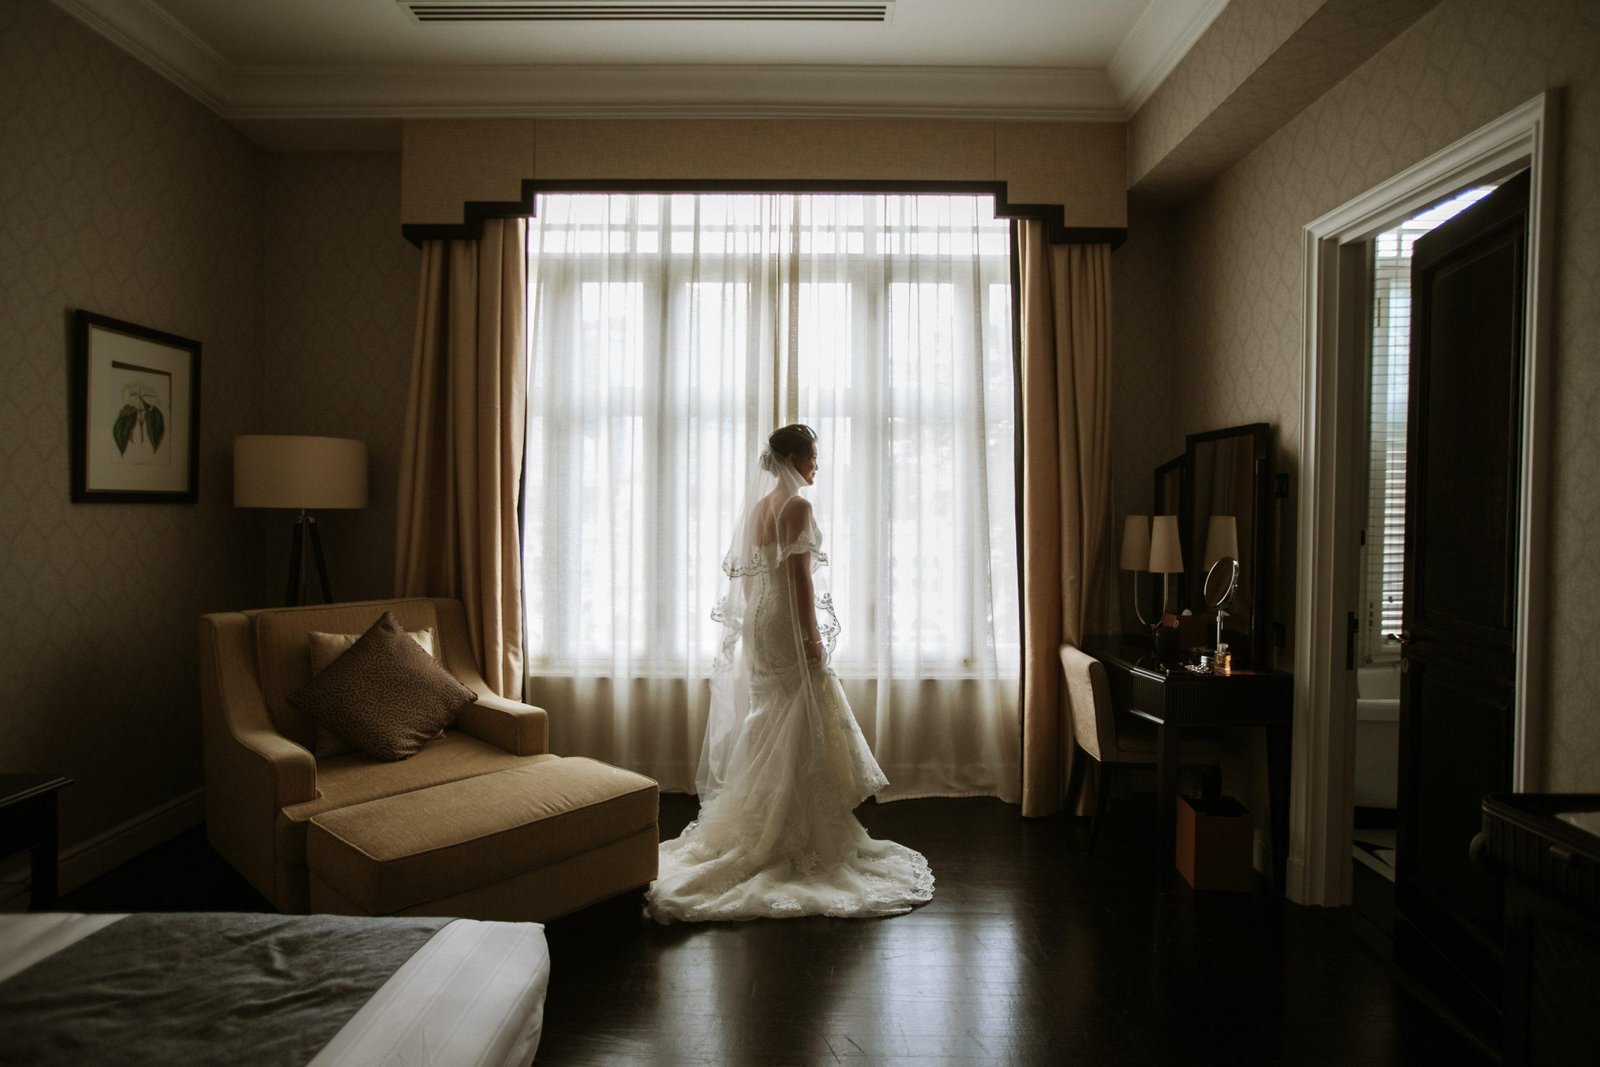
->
[644,450,934,924]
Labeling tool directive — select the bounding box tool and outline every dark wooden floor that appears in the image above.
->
[59,795,1482,1065]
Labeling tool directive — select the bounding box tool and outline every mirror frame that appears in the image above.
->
[1179,423,1272,667]
[1202,555,1241,610]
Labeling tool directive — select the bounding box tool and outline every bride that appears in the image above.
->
[645,424,934,923]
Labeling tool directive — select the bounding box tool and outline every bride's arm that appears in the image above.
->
[790,553,823,662]
[782,498,824,663]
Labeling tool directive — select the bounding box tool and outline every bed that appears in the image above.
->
[0,912,550,1065]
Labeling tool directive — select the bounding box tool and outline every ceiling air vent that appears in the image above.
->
[401,1,893,21]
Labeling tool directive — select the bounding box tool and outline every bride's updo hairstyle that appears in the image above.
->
[761,423,817,474]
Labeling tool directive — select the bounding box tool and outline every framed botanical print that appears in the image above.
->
[71,310,201,503]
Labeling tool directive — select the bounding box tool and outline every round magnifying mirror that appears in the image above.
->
[1203,555,1240,609]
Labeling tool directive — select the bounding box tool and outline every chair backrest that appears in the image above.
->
[249,598,476,749]
[1060,644,1117,762]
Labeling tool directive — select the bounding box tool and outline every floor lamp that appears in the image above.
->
[234,435,368,606]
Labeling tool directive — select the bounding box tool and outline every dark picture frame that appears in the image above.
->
[71,310,201,503]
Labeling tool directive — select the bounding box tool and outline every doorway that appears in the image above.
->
[1348,182,1502,937]
[1291,93,1557,911]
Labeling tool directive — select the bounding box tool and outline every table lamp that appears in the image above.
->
[1148,515,1184,618]
[234,435,367,605]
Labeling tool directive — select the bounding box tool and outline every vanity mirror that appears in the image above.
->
[1202,554,1240,659]
[1129,424,1273,665]
[1182,423,1272,667]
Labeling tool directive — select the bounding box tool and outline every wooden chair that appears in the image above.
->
[1060,643,1221,853]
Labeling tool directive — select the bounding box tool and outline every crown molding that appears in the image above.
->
[53,0,231,112]
[55,0,1200,150]
[1107,0,1228,115]
[225,63,1121,121]
[231,66,1118,151]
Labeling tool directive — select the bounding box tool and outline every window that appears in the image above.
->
[523,193,1017,675]
[521,193,1020,799]
[1363,185,1496,662]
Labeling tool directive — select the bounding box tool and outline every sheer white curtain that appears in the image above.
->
[523,193,1020,801]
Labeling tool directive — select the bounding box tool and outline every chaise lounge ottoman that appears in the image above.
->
[306,757,658,922]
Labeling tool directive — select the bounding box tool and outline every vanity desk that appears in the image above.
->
[1081,634,1293,892]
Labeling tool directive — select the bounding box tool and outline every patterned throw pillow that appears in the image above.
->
[306,627,436,758]
[288,612,476,762]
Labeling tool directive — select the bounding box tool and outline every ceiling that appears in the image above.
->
[55,0,1228,150]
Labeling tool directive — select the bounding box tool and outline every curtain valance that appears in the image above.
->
[399,118,1128,248]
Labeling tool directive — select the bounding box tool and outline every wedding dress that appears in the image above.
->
[644,449,934,924]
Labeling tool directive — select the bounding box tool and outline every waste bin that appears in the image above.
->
[1175,795,1255,891]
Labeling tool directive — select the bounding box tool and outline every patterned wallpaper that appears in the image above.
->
[261,154,418,605]
[0,3,420,862]
[1143,0,1600,788]
[0,1,264,847]
[1109,199,1181,632]
[1132,0,1445,201]
[1129,0,1324,186]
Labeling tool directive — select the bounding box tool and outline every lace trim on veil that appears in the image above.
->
[721,541,829,579]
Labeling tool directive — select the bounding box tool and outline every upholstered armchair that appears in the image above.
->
[199,596,656,919]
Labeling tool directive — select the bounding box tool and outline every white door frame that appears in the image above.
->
[1289,93,1558,906]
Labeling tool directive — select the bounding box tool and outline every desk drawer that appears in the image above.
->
[1163,672,1290,725]
[1105,664,1166,719]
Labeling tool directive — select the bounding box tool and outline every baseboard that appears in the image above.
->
[0,788,206,909]
[63,788,207,895]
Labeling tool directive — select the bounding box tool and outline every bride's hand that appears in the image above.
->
[804,637,824,663]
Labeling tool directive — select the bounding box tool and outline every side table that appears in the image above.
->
[0,774,72,911]
[1479,793,1600,1065]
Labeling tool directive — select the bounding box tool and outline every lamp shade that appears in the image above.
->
[1120,515,1150,571]
[1148,515,1184,574]
[1203,515,1240,571]
[234,435,367,510]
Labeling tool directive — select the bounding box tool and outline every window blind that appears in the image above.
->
[1365,238,1409,662]
[1362,185,1497,663]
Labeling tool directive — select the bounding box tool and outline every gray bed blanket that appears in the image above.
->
[0,912,451,1065]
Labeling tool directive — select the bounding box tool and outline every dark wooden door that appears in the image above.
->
[1395,169,1529,1046]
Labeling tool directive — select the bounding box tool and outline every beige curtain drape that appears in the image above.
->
[1018,222,1114,818]
[395,218,528,698]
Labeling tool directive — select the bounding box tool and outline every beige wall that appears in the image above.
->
[401,118,1128,231]
[261,153,419,604]
[1128,0,1444,198]
[1109,199,1181,631]
[0,1,265,849]
[0,4,422,864]
[1120,0,1600,788]
[1129,0,1324,186]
